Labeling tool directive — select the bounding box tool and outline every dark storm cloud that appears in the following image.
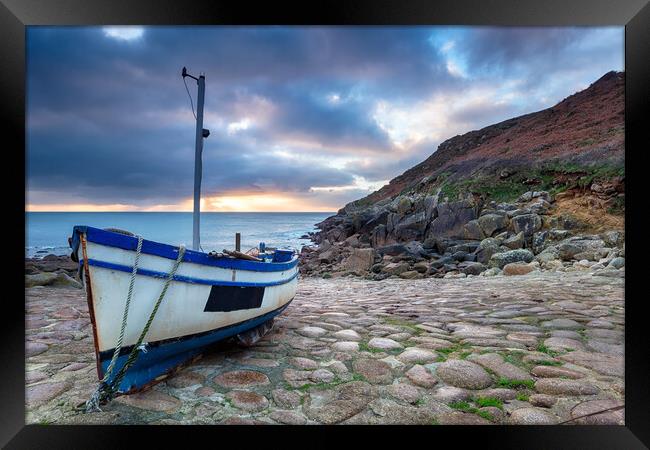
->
[28,124,356,203]
[260,83,391,149]
[26,26,623,209]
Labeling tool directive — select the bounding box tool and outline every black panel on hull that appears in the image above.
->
[204,285,265,312]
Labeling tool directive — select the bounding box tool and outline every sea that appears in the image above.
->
[25,212,334,258]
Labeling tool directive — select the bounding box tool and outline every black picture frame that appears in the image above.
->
[3,0,648,447]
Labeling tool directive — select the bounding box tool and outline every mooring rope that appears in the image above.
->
[103,236,143,381]
[84,235,143,412]
[557,404,625,425]
[108,244,186,394]
[84,241,186,412]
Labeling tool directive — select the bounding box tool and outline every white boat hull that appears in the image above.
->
[70,226,298,393]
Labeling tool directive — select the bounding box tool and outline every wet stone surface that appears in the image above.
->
[26,271,624,425]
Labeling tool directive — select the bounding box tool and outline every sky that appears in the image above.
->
[26,26,623,212]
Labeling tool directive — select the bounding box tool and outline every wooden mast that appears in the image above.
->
[182,67,209,251]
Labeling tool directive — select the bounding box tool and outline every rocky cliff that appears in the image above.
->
[301,71,625,280]
[350,71,624,207]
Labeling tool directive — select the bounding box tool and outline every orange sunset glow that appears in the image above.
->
[26,192,338,213]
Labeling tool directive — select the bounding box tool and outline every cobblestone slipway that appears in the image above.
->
[25,271,624,425]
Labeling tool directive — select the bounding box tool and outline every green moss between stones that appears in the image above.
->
[381,317,424,335]
[473,396,504,410]
[536,344,561,358]
[449,401,472,411]
[476,410,495,422]
[449,400,495,422]
[295,378,345,392]
[536,360,563,366]
[497,378,535,389]
[351,373,367,382]
[358,341,382,354]
[516,392,530,402]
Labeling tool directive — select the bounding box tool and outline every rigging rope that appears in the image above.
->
[183,75,197,120]
[84,242,186,412]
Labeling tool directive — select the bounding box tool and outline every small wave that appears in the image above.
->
[25,246,71,259]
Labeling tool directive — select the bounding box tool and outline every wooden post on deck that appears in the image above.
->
[235,233,241,252]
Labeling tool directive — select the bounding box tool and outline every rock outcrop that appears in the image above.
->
[25,255,82,289]
[300,189,624,280]
[299,71,624,280]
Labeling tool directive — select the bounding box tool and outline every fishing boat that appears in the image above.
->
[70,68,298,408]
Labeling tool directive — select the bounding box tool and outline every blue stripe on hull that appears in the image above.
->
[83,258,299,287]
[101,300,292,393]
[72,226,299,272]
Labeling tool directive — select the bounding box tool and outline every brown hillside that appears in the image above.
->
[357,71,624,206]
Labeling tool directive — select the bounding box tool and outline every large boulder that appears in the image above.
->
[529,198,552,215]
[489,249,534,269]
[399,270,423,279]
[535,246,560,264]
[503,232,525,249]
[503,262,535,276]
[452,251,475,262]
[427,199,479,239]
[463,220,484,240]
[318,248,338,263]
[557,243,582,260]
[320,240,332,252]
[478,214,507,237]
[25,272,82,289]
[608,257,625,269]
[343,248,376,274]
[393,211,428,241]
[601,230,624,247]
[447,241,480,254]
[343,234,360,247]
[556,236,607,261]
[377,241,426,259]
[531,231,548,254]
[25,272,59,287]
[29,255,78,273]
[511,214,542,237]
[459,261,487,276]
[546,214,582,230]
[382,262,411,276]
[359,210,390,235]
[402,241,426,258]
[325,226,348,243]
[431,256,455,269]
[476,238,501,265]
